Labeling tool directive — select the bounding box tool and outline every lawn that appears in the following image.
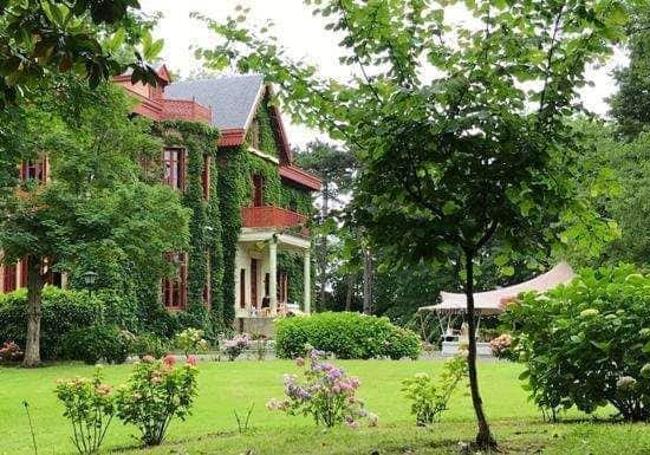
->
[1,359,649,454]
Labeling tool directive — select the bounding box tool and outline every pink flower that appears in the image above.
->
[186,355,198,366]
[163,354,176,368]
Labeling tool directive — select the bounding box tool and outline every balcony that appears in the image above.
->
[241,206,309,235]
[162,99,212,123]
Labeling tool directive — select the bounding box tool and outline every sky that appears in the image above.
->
[140,0,628,148]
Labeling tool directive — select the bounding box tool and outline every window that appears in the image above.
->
[2,265,17,293]
[278,271,288,303]
[202,155,211,200]
[20,158,47,183]
[239,269,246,309]
[252,174,264,207]
[250,116,261,149]
[162,148,186,190]
[162,253,187,309]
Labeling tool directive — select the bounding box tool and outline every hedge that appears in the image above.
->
[275,311,421,360]
[0,287,104,360]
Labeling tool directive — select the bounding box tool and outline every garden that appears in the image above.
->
[3,0,650,453]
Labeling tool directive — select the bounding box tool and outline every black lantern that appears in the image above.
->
[83,271,98,296]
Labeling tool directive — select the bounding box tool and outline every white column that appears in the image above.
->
[269,239,278,315]
[304,250,311,314]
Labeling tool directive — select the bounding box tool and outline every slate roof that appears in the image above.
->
[165,74,264,130]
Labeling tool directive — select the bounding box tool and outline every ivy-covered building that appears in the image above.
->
[115,66,320,333]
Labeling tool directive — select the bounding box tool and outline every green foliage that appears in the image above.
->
[115,358,199,446]
[275,312,421,360]
[129,333,170,359]
[610,5,650,139]
[62,325,131,365]
[507,265,650,421]
[55,368,115,454]
[0,287,103,360]
[402,355,468,426]
[175,328,209,357]
[154,120,222,335]
[218,146,247,325]
[247,95,280,156]
[0,0,158,106]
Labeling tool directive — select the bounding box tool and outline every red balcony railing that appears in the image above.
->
[241,206,309,234]
[162,99,212,123]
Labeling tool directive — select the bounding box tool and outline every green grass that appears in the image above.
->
[1,359,649,454]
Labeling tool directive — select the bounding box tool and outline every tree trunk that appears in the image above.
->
[23,257,44,367]
[317,186,330,312]
[464,251,496,449]
[345,273,355,311]
[362,247,373,315]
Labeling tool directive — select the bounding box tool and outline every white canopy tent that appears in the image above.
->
[419,262,575,315]
[418,262,575,355]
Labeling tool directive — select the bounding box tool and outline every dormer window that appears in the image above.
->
[163,148,186,190]
[250,116,261,149]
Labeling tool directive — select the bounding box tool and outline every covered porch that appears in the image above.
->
[234,228,311,332]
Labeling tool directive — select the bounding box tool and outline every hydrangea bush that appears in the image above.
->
[267,349,377,428]
[175,328,209,357]
[115,356,199,446]
[222,333,251,361]
[401,354,468,426]
[0,340,23,362]
[55,368,115,454]
[507,265,650,421]
[489,333,518,361]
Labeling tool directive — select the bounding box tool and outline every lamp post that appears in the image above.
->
[83,270,98,297]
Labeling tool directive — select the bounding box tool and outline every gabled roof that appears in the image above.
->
[164,73,321,191]
[166,74,264,131]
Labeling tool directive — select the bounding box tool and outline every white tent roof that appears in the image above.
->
[419,262,575,315]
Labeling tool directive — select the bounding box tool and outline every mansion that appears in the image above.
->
[0,65,320,331]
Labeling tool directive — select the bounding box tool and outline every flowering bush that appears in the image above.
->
[55,368,115,454]
[267,349,377,428]
[222,333,251,361]
[175,328,209,357]
[507,265,650,421]
[0,340,23,362]
[115,357,199,446]
[489,333,518,361]
[401,354,468,426]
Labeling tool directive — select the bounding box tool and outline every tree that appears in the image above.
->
[0,78,190,366]
[196,0,627,448]
[610,4,650,139]
[0,0,160,106]
[294,141,356,310]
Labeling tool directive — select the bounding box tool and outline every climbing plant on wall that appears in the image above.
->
[153,120,223,335]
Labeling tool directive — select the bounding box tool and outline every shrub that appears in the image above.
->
[0,341,24,362]
[175,328,209,357]
[62,325,130,365]
[55,368,115,454]
[115,357,199,446]
[401,354,468,426]
[222,333,251,361]
[0,287,104,359]
[275,312,421,360]
[130,333,169,359]
[506,265,650,421]
[489,333,518,361]
[267,349,377,428]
